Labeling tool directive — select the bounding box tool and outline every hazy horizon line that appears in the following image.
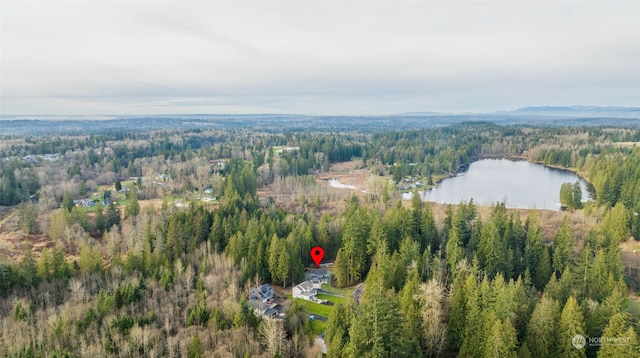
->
[2,105,639,119]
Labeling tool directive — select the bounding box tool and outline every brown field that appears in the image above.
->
[0,232,63,261]
[259,160,385,214]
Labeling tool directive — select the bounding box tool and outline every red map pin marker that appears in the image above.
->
[310,246,325,268]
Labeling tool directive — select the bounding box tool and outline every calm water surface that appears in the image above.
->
[410,159,592,210]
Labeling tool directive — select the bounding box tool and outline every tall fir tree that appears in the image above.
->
[446,224,464,279]
[557,296,587,358]
[345,283,405,357]
[333,247,350,288]
[367,216,388,256]
[325,302,354,358]
[339,206,371,285]
[447,265,468,350]
[477,221,507,277]
[553,217,575,274]
[62,191,74,212]
[560,182,573,208]
[364,241,392,295]
[525,294,560,357]
[601,202,631,244]
[482,318,518,358]
[597,313,639,358]
[398,269,423,357]
[536,245,552,291]
[459,273,482,358]
[421,202,440,253]
[525,214,549,290]
[125,185,140,218]
[20,245,38,287]
[572,182,583,209]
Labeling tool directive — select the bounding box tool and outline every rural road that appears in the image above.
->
[352,283,365,304]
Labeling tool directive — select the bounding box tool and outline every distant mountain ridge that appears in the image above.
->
[508,106,640,119]
[514,105,639,112]
[389,106,640,118]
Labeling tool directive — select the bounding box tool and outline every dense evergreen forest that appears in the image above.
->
[0,122,639,356]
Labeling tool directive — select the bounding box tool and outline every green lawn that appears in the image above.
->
[294,299,333,317]
[320,283,351,295]
[74,204,100,214]
[316,293,346,305]
[309,319,326,336]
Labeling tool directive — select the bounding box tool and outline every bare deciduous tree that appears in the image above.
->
[417,279,448,357]
[261,318,286,358]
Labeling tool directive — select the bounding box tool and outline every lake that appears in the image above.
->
[405,158,592,210]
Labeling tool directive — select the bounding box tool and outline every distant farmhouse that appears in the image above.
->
[74,198,96,208]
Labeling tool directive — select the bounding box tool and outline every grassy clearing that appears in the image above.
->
[320,283,350,295]
[316,294,346,305]
[294,299,333,317]
[309,319,326,336]
[77,206,100,214]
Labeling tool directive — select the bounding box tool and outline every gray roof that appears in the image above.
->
[297,281,314,291]
[247,299,269,312]
[250,284,274,300]
[309,269,328,277]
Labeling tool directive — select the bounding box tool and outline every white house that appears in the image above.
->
[292,281,318,302]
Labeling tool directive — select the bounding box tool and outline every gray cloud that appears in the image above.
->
[1,1,638,115]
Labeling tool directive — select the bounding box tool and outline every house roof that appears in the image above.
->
[250,284,274,300]
[309,269,328,277]
[300,291,315,298]
[247,299,269,312]
[296,281,314,292]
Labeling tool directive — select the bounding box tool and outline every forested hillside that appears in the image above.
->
[0,123,639,356]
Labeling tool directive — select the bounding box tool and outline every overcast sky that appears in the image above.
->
[1,1,639,115]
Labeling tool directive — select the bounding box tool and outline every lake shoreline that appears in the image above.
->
[412,156,594,210]
[430,154,594,194]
